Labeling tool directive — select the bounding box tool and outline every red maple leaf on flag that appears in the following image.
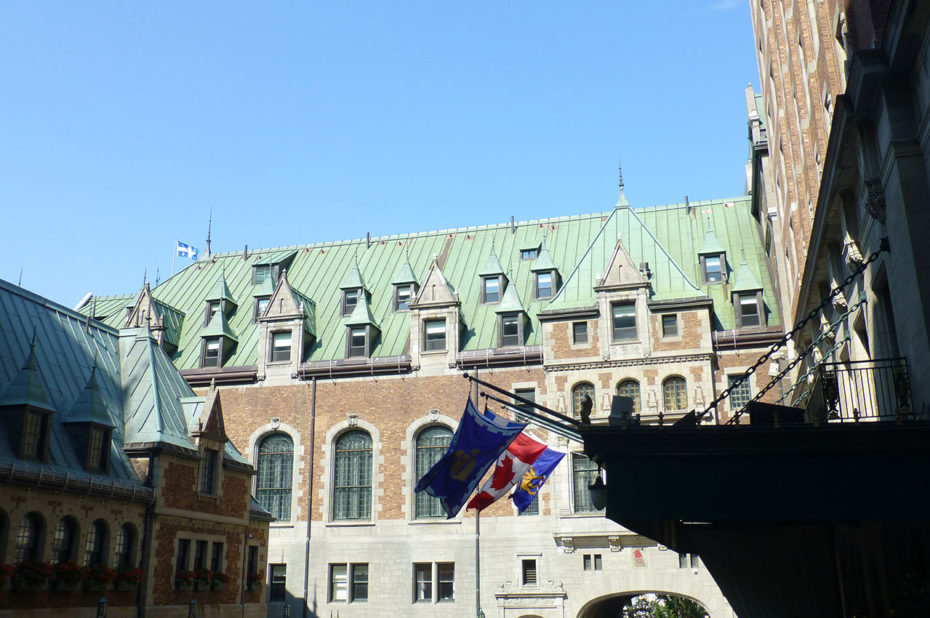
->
[490,455,514,490]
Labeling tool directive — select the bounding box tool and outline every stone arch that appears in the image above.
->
[321,417,382,522]
[577,589,716,618]
[401,411,460,521]
[247,421,303,522]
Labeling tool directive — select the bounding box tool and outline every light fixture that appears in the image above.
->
[589,469,607,510]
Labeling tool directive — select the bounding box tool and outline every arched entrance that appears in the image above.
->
[577,592,710,618]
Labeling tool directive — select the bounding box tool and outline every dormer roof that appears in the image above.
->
[63,365,114,427]
[199,311,238,341]
[340,258,367,290]
[496,281,525,314]
[478,246,506,277]
[411,255,459,308]
[344,294,379,328]
[699,219,726,255]
[0,335,54,411]
[206,272,236,304]
[731,256,763,292]
[530,243,558,272]
[596,234,649,289]
[252,276,275,297]
[391,255,419,286]
[262,270,316,334]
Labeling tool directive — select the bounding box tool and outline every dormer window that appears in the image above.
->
[521,248,539,260]
[254,297,270,323]
[701,254,726,284]
[499,314,523,347]
[347,326,369,357]
[253,265,273,285]
[482,277,502,304]
[611,302,637,340]
[21,410,51,461]
[86,426,111,474]
[394,284,415,312]
[424,319,446,351]
[270,331,291,363]
[343,289,360,316]
[534,272,554,300]
[736,292,764,328]
[200,447,219,495]
[205,300,221,326]
[202,337,222,368]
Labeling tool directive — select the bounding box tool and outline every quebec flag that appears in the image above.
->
[414,398,526,519]
[176,241,199,261]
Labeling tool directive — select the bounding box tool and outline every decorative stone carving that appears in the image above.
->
[864,178,886,223]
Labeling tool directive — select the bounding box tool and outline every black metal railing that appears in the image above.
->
[816,358,916,422]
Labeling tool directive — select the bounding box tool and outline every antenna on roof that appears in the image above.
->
[206,207,213,258]
[18,267,22,287]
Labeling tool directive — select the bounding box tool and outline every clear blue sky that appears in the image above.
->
[1,1,759,308]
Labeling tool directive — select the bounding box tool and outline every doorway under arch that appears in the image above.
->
[577,591,710,618]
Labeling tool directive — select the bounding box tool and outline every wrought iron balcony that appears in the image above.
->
[813,357,918,423]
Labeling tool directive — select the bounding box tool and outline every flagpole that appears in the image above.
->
[171,238,177,276]
[473,369,483,618]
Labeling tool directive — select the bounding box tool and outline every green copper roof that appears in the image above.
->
[530,242,558,272]
[478,246,506,276]
[63,366,114,427]
[732,256,763,292]
[206,273,236,304]
[340,259,367,290]
[0,336,54,411]
[81,194,780,365]
[699,219,726,255]
[496,281,525,314]
[254,250,297,266]
[390,255,419,285]
[252,277,275,297]
[199,311,238,341]
[344,294,378,328]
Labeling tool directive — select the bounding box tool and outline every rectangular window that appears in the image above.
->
[572,454,602,513]
[521,559,537,586]
[253,265,272,285]
[500,314,521,347]
[611,302,637,340]
[202,338,221,368]
[519,494,539,515]
[351,564,368,602]
[330,564,348,602]
[205,301,221,326]
[739,294,762,328]
[437,563,454,602]
[87,427,109,473]
[662,314,678,337]
[348,326,368,357]
[535,272,553,299]
[583,554,603,571]
[395,284,413,311]
[201,448,219,494]
[513,388,536,420]
[572,321,588,344]
[728,375,752,410]
[21,411,48,460]
[704,255,723,283]
[343,289,359,316]
[521,248,539,260]
[271,331,292,363]
[424,319,446,351]
[176,538,190,582]
[483,277,500,303]
[679,553,700,569]
[270,564,286,602]
[414,563,432,602]
[210,542,224,573]
[254,297,270,322]
[194,540,208,571]
[247,546,258,579]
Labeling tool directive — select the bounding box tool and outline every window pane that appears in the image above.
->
[414,564,432,602]
[201,448,218,494]
[705,256,722,282]
[271,331,291,362]
[334,431,372,520]
[194,540,207,570]
[52,518,75,564]
[571,383,595,419]
[424,320,446,351]
[258,434,294,521]
[740,295,761,327]
[536,272,553,298]
[728,375,752,410]
[114,524,133,568]
[352,564,368,601]
[416,427,452,518]
[22,411,46,459]
[484,278,500,303]
[343,289,359,315]
[501,315,521,347]
[594,554,602,570]
[572,322,587,344]
[663,377,688,411]
[437,563,454,601]
[396,285,412,311]
[349,326,367,357]
[572,455,602,513]
[83,520,106,566]
[612,303,636,340]
[270,564,287,602]
[521,559,537,586]
[519,493,539,515]
[203,338,221,367]
[662,314,678,337]
[616,380,641,415]
[330,564,348,601]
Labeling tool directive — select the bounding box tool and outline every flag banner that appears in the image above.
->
[511,445,566,513]
[467,432,548,512]
[414,398,526,519]
[176,241,199,261]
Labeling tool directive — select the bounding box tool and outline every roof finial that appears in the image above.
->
[615,156,630,209]
[206,207,213,258]
[155,266,161,287]
[618,156,624,191]
[143,268,148,288]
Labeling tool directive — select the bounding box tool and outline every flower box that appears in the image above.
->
[12,561,51,591]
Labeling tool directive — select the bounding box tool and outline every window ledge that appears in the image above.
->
[326,520,376,528]
[420,349,448,355]
[408,519,462,526]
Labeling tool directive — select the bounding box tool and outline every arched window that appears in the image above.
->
[415,426,453,519]
[0,509,8,564]
[571,383,595,419]
[333,431,372,521]
[14,512,43,563]
[663,376,688,411]
[616,380,641,415]
[113,523,135,568]
[51,517,79,564]
[572,454,602,513]
[83,519,108,566]
[257,434,294,521]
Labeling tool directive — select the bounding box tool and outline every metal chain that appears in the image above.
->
[694,241,887,424]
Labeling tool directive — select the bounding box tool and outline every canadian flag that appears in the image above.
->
[467,433,548,511]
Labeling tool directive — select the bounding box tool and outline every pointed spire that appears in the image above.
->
[64,360,114,427]
[206,207,213,258]
[344,293,379,327]
[478,242,506,276]
[615,157,630,208]
[496,276,525,314]
[0,329,54,411]
[699,215,725,255]
[206,270,235,304]
[731,254,762,292]
[531,234,558,272]
[340,255,366,290]
[391,249,419,285]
